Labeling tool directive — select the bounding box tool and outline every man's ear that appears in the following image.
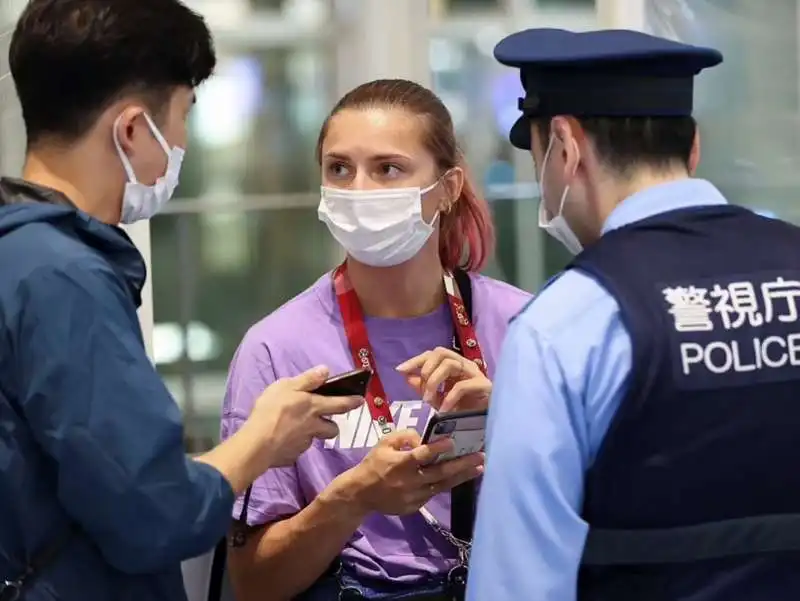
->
[551,116,581,182]
[688,128,701,175]
[113,106,147,156]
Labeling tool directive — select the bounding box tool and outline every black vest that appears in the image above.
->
[571,205,800,601]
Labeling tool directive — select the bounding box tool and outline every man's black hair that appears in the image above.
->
[535,117,697,176]
[10,0,216,147]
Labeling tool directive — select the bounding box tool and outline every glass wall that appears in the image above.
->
[645,0,800,224]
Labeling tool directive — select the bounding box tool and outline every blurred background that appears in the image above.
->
[0,0,798,451]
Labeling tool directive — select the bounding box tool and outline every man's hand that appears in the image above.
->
[247,366,364,467]
[396,347,491,412]
[336,429,484,516]
[199,366,363,494]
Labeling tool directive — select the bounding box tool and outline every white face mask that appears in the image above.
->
[113,112,185,224]
[538,135,583,255]
[318,181,440,267]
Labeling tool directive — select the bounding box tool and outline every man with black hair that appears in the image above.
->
[0,2,362,600]
[469,28,800,601]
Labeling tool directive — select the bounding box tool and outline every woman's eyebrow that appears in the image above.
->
[323,151,413,162]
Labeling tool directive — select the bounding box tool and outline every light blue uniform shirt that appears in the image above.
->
[466,179,729,601]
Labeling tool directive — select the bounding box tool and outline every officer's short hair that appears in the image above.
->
[533,116,697,175]
[10,0,216,147]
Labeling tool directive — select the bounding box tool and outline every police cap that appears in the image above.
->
[494,28,723,150]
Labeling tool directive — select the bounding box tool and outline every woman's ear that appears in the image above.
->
[440,166,465,213]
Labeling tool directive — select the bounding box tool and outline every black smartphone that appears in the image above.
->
[311,368,371,397]
[421,408,487,464]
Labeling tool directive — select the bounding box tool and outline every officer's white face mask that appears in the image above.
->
[113,112,185,224]
[318,181,441,267]
[538,135,583,255]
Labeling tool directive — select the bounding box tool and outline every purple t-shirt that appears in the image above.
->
[220,272,531,583]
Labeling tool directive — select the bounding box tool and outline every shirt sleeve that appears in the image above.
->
[466,270,632,601]
[15,260,234,574]
[221,329,304,525]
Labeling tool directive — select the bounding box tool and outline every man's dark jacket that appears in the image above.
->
[0,179,233,600]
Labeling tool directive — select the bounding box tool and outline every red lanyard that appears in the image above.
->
[333,263,487,436]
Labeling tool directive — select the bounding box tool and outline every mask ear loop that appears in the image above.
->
[426,168,463,217]
[142,113,172,157]
[538,134,556,226]
[419,172,450,227]
[113,112,173,185]
[555,138,581,217]
[420,178,441,196]
[539,134,556,184]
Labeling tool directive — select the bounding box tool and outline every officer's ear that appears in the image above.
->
[552,116,582,181]
[688,126,701,175]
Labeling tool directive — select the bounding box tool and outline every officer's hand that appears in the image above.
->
[248,366,364,467]
[396,347,491,412]
[343,429,484,516]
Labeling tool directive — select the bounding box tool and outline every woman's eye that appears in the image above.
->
[381,164,402,178]
[328,162,350,177]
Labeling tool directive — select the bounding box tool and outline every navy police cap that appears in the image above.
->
[494,28,723,150]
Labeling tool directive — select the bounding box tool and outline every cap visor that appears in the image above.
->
[509,116,532,150]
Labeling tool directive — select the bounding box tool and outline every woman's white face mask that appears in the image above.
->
[318,181,441,267]
[537,134,583,255]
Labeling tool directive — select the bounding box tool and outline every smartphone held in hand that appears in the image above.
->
[421,409,487,464]
[311,368,371,397]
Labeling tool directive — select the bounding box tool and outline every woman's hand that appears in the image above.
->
[396,346,491,412]
[340,429,484,516]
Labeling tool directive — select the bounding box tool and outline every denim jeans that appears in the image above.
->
[297,563,450,601]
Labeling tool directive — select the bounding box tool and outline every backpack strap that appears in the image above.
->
[454,269,474,319]
[206,538,228,601]
[450,269,476,545]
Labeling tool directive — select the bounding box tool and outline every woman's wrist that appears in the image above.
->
[319,467,373,521]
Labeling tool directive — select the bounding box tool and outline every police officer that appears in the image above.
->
[467,28,800,601]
